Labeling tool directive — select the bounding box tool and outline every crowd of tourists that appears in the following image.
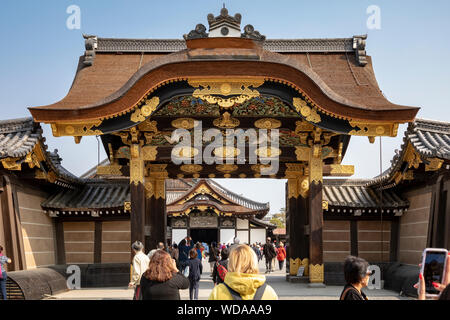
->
[1,239,448,301]
[127,236,282,300]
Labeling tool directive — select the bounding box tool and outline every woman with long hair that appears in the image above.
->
[209,244,278,300]
[139,250,189,300]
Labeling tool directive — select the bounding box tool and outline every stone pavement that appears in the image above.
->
[46,259,413,300]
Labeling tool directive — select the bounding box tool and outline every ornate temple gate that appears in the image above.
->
[28,9,419,284]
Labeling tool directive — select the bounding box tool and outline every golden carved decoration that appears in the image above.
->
[214,146,241,158]
[295,146,310,161]
[329,164,355,176]
[348,120,399,137]
[180,164,202,174]
[295,120,315,133]
[301,258,309,276]
[144,180,154,199]
[131,97,159,123]
[124,202,131,211]
[239,173,247,178]
[142,145,158,161]
[216,164,238,174]
[254,118,282,130]
[97,164,123,176]
[425,158,444,172]
[255,147,281,158]
[213,112,240,129]
[322,200,329,210]
[171,118,198,130]
[138,120,158,132]
[189,78,264,108]
[1,158,21,171]
[208,174,216,178]
[309,144,323,184]
[147,164,168,199]
[404,143,422,169]
[309,264,324,283]
[293,98,321,123]
[130,144,144,186]
[290,258,301,276]
[172,146,199,159]
[51,120,103,137]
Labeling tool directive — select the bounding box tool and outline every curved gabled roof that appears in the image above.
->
[29,36,419,124]
[166,178,269,218]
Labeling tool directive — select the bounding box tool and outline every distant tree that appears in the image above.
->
[269,208,286,228]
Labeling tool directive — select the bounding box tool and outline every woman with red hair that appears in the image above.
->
[139,250,189,300]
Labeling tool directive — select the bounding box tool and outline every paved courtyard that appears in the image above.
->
[46,259,413,300]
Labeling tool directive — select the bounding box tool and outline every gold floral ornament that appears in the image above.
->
[254,118,282,129]
[171,146,199,159]
[171,118,198,130]
[309,264,324,283]
[293,98,321,123]
[213,112,240,129]
[188,78,264,109]
[255,147,281,158]
[180,164,203,174]
[214,146,241,158]
[131,97,160,123]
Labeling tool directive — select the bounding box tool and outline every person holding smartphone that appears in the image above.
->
[417,253,450,300]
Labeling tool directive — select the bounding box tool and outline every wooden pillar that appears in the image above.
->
[308,142,324,284]
[145,164,168,252]
[94,221,102,264]
[130,144,146,258]
[285,164,310,278]
[350,220,358,257]
[55,220,66,265]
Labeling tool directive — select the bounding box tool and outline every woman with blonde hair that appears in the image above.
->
[139,250,189,300]
[209,244,278,300]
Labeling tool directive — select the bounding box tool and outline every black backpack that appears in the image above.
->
[223,283,267,300]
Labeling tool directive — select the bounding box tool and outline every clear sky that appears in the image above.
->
[1,1,449,215]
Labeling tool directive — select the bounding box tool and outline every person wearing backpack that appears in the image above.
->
[212,248,229,285]
[186,248,203,300]
[209,244,278,300]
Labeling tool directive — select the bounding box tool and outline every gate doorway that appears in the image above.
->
[190,228,218,245]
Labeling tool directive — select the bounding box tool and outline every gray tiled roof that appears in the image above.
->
[0,117,42,159]
[407,118,450,160]
[368,118,450,188]
[95,37,355,53]
[323,179,409,212]
[42,180,130,210]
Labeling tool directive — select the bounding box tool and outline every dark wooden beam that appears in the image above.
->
[389,218,399,262]
[55,219,66,265]
[350,220,358,256]
[94,221,102,264]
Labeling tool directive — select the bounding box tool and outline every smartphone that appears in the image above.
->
[420,248,448,298]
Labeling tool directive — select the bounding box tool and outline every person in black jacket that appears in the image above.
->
[139,250,189,300]
[262,237,276,273]
[212,248,229,285]
[186,248,203,300]
[340,255,371,300]
[208,242,219,274]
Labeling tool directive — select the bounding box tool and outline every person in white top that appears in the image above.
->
[129,241,150,300]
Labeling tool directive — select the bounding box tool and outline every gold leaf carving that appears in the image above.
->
[189,78,264,109]
[309,264,324,283]
[293,98,321,123]
[254,118,282,129]
[213,112,240,129]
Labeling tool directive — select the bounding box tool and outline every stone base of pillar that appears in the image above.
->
[286,275,309,283]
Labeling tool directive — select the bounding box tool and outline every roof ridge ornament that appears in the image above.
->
[83,34,97,66]
[184,6,265,41]
[352,35,368,66]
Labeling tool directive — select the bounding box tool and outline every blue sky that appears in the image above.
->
[1,1,449,214]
